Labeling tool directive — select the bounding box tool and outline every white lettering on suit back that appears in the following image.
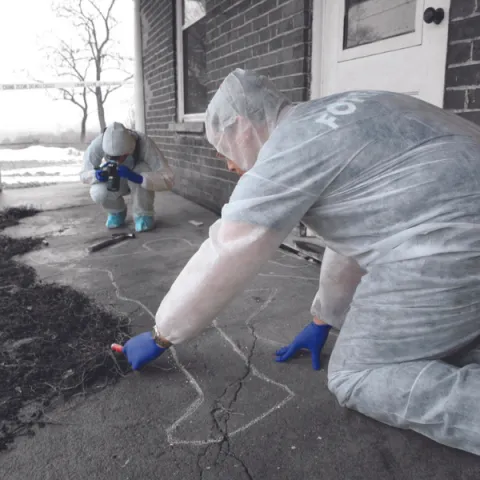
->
[315,93,370,130]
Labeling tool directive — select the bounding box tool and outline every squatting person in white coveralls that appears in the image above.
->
[118,69,480,455]
[80,122,174,232]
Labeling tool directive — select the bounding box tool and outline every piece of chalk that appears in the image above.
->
[111,343,123,353]
[189,220,203,227]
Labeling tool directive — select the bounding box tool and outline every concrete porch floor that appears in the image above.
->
[0,183,479,480]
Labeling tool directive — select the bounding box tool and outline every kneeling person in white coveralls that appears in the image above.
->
[118,69,480,455]
[80,122,174,232]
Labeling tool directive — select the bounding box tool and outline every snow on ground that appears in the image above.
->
[0,146,84,188]
[0,145,84,163]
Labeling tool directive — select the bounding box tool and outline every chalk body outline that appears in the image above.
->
[26,236,298,445]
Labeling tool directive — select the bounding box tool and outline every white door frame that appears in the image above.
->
[311,0,326,99]
[311,0,451,105]
[133,0,145,133]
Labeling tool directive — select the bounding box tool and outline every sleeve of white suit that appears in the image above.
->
[154,157,323,344]
[80,134,104,185]
[138,136,174,192]
[310,247,365,330]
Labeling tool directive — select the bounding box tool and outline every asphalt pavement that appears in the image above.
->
[1,183,480,480]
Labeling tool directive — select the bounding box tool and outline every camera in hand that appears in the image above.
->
[106,162,120,192]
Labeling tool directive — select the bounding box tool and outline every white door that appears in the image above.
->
[311,0,451,107]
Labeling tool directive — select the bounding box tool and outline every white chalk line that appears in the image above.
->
[213,342,294,440]
[26,241,297,446]
[81,236,198,261]
[80,237,198,261]
[31,261,295,446]
[268,259,313,269]
[254,335,284,346]
[210,289,295,440]
[142,237,197,251]
[259,273,318,281]
[164,347,206,446]
[36,262,210,445]
[24,236,198,267]
[106,277,295,446]
[84,267,155,317]
[165,288,295,445]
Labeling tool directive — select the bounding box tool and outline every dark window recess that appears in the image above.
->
[343,0,416,50]
[183,0,208,114]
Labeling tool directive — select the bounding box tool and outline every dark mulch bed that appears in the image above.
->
[0,207,130,451]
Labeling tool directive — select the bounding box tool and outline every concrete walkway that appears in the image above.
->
[1,184,480,480]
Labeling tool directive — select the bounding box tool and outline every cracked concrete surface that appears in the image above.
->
[196,297,272,480]
[1,184,480,480]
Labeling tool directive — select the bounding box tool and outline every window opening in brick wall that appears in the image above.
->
[176,0,208,123]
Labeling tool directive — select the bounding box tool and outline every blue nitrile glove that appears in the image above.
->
[122,332,167,370]
[95,169,108,182]
[117,165,143,184]
[275,322,331,370]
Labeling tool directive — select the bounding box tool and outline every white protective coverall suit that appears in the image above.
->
[154,69,480,455]
[80,127,174,216]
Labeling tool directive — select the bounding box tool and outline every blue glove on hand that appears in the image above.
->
[122,332,167,370]
[95,169,107,182]
[117,165,143,184]
[275,322,331,370]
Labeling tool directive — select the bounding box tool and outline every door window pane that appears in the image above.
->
[344,0,417,49]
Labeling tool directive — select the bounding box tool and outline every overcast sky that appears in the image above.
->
[0,0,134,138]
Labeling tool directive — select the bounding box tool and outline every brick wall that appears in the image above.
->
[140,0,312,214]
[140,0,177,184]
[444,0,480,124]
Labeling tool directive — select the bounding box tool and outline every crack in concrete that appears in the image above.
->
[195,423,253,480]
[195,294,270,479]
[229,452,254,480]
[167,287,295,447]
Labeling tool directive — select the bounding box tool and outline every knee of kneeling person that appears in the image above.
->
[90,184,109,205]
[327,368,366,407]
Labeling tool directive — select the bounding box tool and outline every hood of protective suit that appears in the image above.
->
[205,68,291,171]
[102,122,136,158]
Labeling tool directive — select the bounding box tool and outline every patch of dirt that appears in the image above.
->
[2,182,61,190]
[0,207,41,230]
[0,207,130,451]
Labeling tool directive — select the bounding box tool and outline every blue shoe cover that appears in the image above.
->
[134,215,154,232]
[106,210,127,229]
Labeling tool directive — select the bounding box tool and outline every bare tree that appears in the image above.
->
[49,0,133,132]
[43,40,92,141]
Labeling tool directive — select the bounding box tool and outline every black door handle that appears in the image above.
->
[423,7,445,25]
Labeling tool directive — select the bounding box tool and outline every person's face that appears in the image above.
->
[226,158,246,176]
[116,154,129,164]
[216,152,246,176]
[106,153,129,164]
[214,118,264,173]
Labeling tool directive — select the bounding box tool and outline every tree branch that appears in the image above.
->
[45,0,129,133]
[103,82,124,103]
[55,41,90,81]
[58,87,88,112]
[86,0,116,54]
